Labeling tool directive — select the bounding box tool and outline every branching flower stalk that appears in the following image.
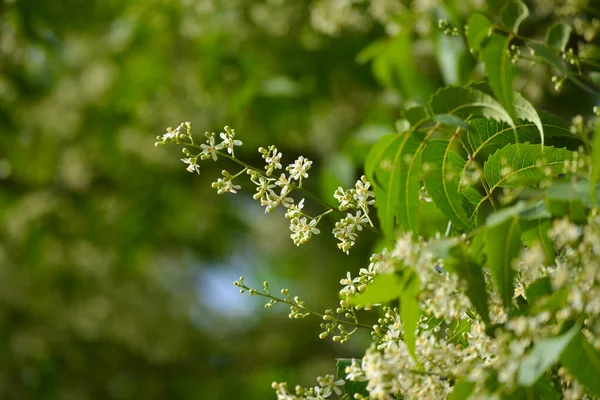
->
[233,277,371,343]
[156,122,383,251]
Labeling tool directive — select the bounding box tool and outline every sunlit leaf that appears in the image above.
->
[349,273,402,306]
[481,34,516,119]
[450,380,475,400]
[466,13,493,53]
[429,86,514,127]
[484,144,572,190]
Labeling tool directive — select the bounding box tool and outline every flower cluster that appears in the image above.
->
[271,374,344,400]
[333,176,376,253]
[159,122,381,252]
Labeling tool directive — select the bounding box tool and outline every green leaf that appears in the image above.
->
[432,114,470,130]
[507,375,560,400]
[481,34,516,119]
[525,276,553,304]
[500,0,529,34]
[462,186,484,224]
[546,23,572,51]
[400,269,421,364]
[366,132,427,237]
[336,359,369,397]
[450,380,475,400]
[403,106,431,126]
[560,331,600,396]
[546,180,599,223]
[423,139,474,232]
[521,219,556,262]
[429,86,515,128]
[465,118,538,157]
[484,143,572,190]
[437,33,476,85]
[466,13,493,53]
[514,93,544,147]
[486,200,549,227]
[592,123,600,204]
[486,215,521,310]
[465,111,585,164]
[528,42,567,74]
[349,273,402,306]
[358,32,434,103]
[518,324,578,386]
[531,288,569,313]
[446,244,491,325]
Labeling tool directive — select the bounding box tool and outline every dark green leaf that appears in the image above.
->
[486,215,521,310]
[518,324,578,386]
[546,23,572,51]
[546,180,599,223]
[521,219,556,262]
[528,42,567,74]
[446,244,491,324]
[423,139,474,231]
[592,123,600,204]
[481,34,516,119]
[500,0,529,34]
[561,331,600,396]
[466,13,493,53]
[525,277,553,304]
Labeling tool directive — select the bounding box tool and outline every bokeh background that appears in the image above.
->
[1,0,596,398]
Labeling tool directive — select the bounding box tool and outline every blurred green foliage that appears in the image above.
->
[1,0,598,398]
[0,0,393,398]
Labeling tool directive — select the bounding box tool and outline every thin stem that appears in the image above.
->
[241,284,372,329]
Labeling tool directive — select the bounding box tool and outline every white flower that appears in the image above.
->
[285,198,305,219]
[276,173,292,193]
[181,157,200,174]
[289,217,320,245]
[259,145,283,176]
[287,156,313,181]
[253,176,276,200]
[306,386,330,400]
[219,126,243,155]
[334,187,357,211]
[200,132,223,161]
[354,175,375,206]
[211,178,241,194]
